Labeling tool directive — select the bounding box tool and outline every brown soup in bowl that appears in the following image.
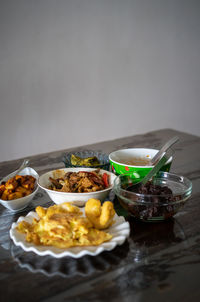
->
[118,157,151,166]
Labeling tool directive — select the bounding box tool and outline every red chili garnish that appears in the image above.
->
[102,173,109,187]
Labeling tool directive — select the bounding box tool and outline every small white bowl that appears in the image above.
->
[0,167,39,212]
[38,168,116,207]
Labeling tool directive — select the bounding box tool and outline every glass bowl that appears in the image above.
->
[113,171,192,222]
[62,150,110,171]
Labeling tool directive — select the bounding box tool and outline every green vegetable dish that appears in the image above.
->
[70,154,100,167]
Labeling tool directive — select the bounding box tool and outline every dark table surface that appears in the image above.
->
[0,128,200,302]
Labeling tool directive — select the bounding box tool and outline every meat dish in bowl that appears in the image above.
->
[38,168,116,207]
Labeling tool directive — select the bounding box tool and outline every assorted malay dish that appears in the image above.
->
[0,147,192,260]
[70,154,100,167]
[109,148,173,176]
[48,169,110,193]
[16,199,116,248]
[0,174,36,201]
[114,171,192,221]
[0,167,39,212]
[63,150,110,170]
[38,168,116,207]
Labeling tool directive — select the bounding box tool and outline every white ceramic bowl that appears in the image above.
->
[38,168,116,207]
[0,167,39,212]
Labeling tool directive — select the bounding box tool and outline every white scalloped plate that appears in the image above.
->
[10,210,130,258]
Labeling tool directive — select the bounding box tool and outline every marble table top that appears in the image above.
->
[0,128,200,302]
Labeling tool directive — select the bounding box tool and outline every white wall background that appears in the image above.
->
[0,0,200,162]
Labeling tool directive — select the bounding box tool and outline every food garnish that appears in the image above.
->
[17,200,116,248]
[0,175,36,200]
[48,169,110,193]
[71,154,100,167]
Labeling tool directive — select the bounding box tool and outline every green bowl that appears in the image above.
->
[109,148,173,179]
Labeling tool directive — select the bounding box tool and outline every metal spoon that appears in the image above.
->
[14,158,29,175]
[128,149,172,191]
[150,136,179,165]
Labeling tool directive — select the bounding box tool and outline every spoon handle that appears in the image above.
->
[14,158,29,176]
[151,136,179,165]
[141,150,171,185]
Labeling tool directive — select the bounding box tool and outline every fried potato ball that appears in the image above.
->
[85,198,116,229]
